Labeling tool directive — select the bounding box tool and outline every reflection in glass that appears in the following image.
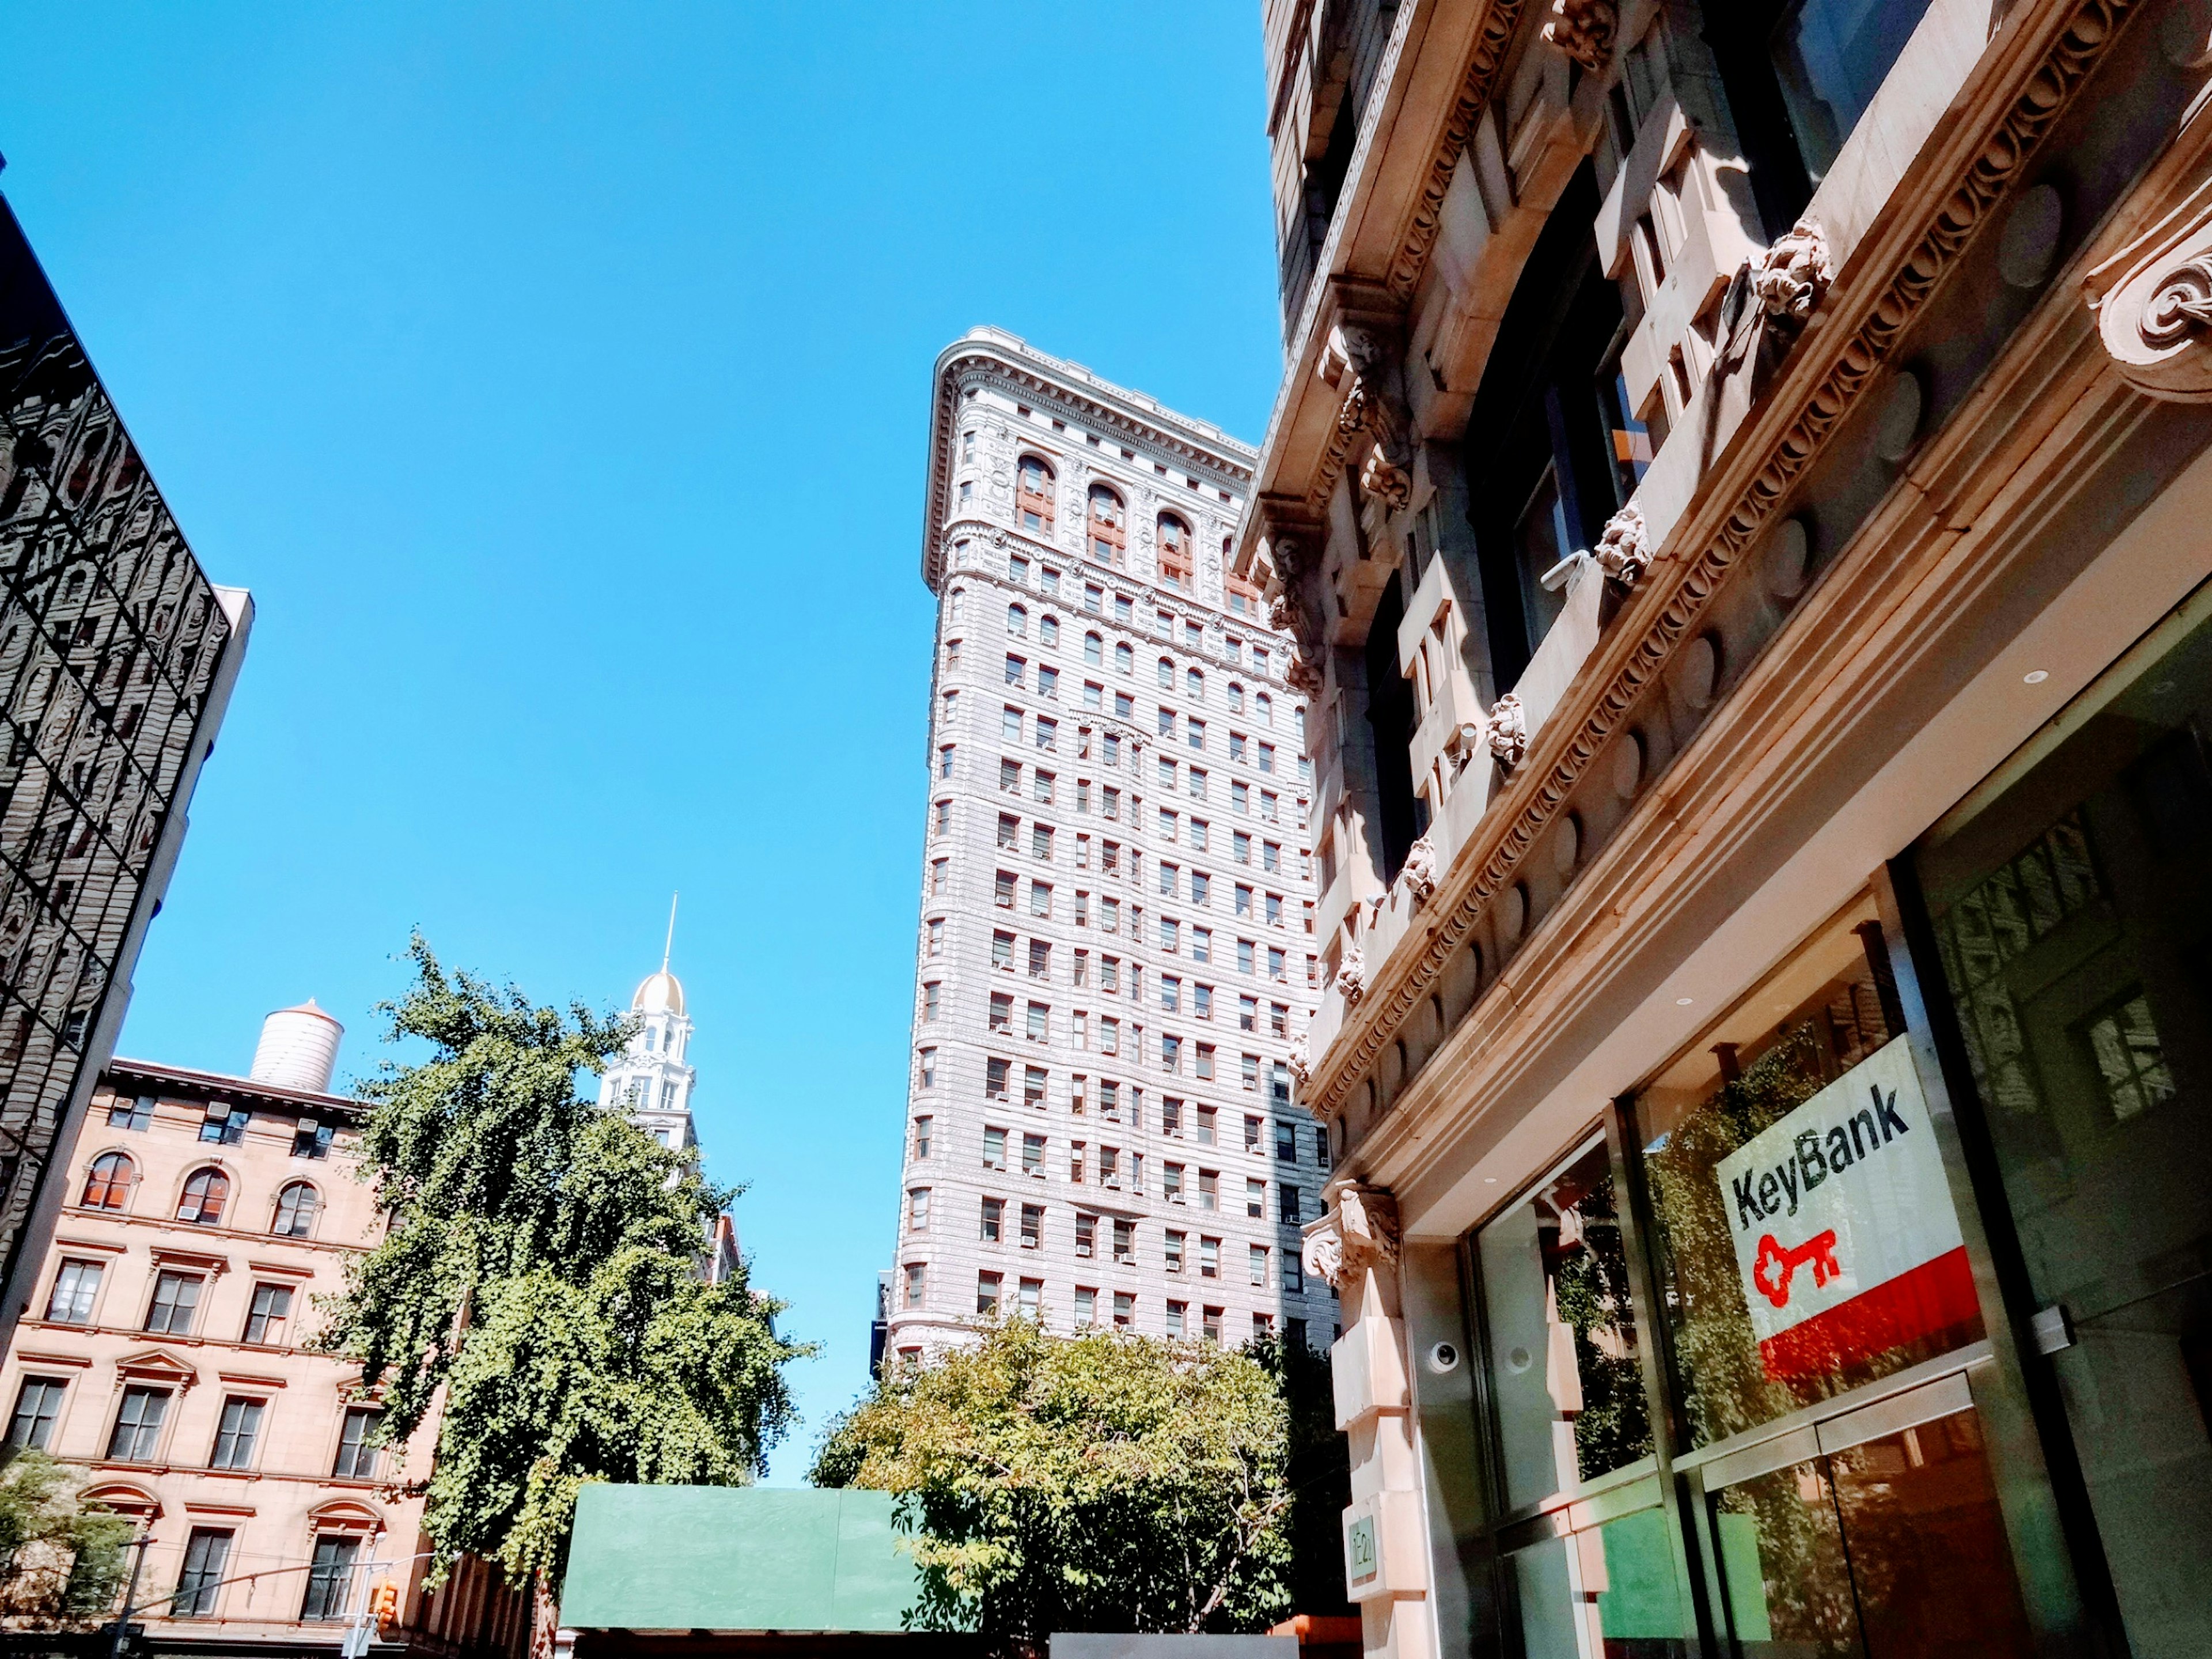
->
[1641,902,1979,1448]
[1768,0,1937,185]
[1711,1408,2032,1658]
[1915,602,2212,1654]
[1479,1138,1652,1512]
[1511,1509,1688,1658]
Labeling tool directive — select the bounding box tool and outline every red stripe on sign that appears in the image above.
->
[1758,1247,1980,1380]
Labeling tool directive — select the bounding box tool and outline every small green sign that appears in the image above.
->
[1348,1515,1377,1580]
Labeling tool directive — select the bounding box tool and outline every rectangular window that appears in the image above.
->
[1202,1306,1222,1343]
[199,1104,249,1145]
[1018,1277,1042,1317]
[210,1396,265,1469]
[145,1270,203,1336]
[1005,655,1025,687]
[1244,1113,1263,1151]
[1113,1218,1135,1263]
[1074,1287,1096,1327]
[1021,1203,1043,1248]
[1022,1132,1046,1176]
[908,1188,932,1231]
[976,1272,1002,1316]
[999,759,1021,793]
[1242,1056,1260,1093]
[107,1386,169,1461]
[173,1528,232,1619]
[7,1378,65,1450]
[913,1116,933,1160]
[1035,770,1055,804]
[983,1127,1007,1169]
[1027,1002,1048,1040]
[1189,768,1207,801]
[1195,1044,1215,1081]
[1192,927,1211,963]
[243,1282,294,1345]
[1112,1292,1134,1329]
[44,1259,101,1325]
[1196,1104,1217,1144]
[1194,984,1213,1020]
[1247,1177,1267,1218]
[1029,881,1052,917]
[1164,1162,1185,1203]
[301,1535,362,1622]
[993,930,1014,969]
[1285,1253,1304,1294]
[1166,1300,1187,1338]
[1024,1064,1047,1107]
[108,1094,155,1131]
[1275,1121,1297,1161]
[904,1263,926,1309]
[1198,1171,1218,1211]
[986,1058,1009,1098]
[1279,1183,1301,1225]
[1249,1244,1269,1287]
[980,1197,1003,1242]
[1199,1236,1220,1278]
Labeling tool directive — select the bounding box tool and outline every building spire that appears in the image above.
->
[662,891,679,974]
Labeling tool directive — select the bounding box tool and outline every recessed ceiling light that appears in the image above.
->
[1676,997,1695,1006]
[1484,1177,1498,1184]
[2023,669,2050,684]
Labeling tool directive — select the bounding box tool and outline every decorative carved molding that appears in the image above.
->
[1487,692,1527,767]
[1333,323,1416,511]
[1301,1184,1402,1289]
[1288,1036,1312,1088]
[1335,938,1368,1005]
[1753,219,1835,324]
[1301,0,2137,1124]
[1540,0,1616,73]
[1593,503,1652,586]
[1399,835,1438,907]
[2088,93,2212,402]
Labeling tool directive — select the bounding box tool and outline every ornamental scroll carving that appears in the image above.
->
[2089,162,2212,402]
[1540,0,1616,73]
[1301,1185,1402,1289]
[1332,324,1415,511]
[1753,219,1834,324]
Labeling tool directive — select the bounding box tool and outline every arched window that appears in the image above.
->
[1114,642,1134,675]
[176,1167,230,1227]
[1085,632,1104,667]
[1017,457,1056,532]
[1007,603,1028,637]
[949,588,965,624]
[1294,704,1308,740]
[1229,681,1245,713]
[272,1181,320,1239]
[1188,668,1205,700]
[1039,615,1059,647]
[1157,514,1192,590]
[1157,658,1174,690]
[1256,691,1273,726]
[1088,486,1126,567]
[81,1152,134,1211]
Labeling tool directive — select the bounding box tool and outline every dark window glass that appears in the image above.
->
[144,1271,203,1336]
[171,1528,231,1618]
[334,1407,384,1479]
[272,1181,320,1237]
[243,1282,294,1345]
[301,1535,361,1622]
[107,1094,154,1131]
[176,1167,229,1225]
[209,1396,263,1469]
[1767,0,1937,186]
[107,1386,169,1461]
[199,1105,248,1145]
[1913,601,2212,1654]
[7,1377,65,1449]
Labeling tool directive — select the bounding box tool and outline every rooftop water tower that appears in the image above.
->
[249,999,343,1094]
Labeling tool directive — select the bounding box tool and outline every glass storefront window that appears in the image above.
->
[1709,1402,2032,1657]
[1638,898,1983,1449]
[1915,593,2212,1656]
[1478,1137,1653,1513]
[1508,1506,1687,1658]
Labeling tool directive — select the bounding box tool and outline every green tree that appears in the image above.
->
[0,1450,132,1624]
[319,938,809,1638]
[1245,1334,1353,1620]
[813,1320,1293,1653]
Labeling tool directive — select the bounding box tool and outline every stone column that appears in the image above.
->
[1304,1183,1432,1659]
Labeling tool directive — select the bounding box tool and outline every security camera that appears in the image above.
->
[1426,1341,1461,1374]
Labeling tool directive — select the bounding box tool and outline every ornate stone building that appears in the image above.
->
[0,188,250,1363]
[881,329,1330,1359]
[1246,0,2212,1654]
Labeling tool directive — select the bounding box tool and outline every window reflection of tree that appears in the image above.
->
[1539,1152,1652,1482]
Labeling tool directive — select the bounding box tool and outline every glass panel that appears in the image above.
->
[1479,1137,1652,1512]
[1508,1506,1689,1658]
[1641,899,1979,1448]
[1768,0,1937,185]
[1709,1407,2033,1658]
[1915,602,2212,1656]
[1514,467,1571,654]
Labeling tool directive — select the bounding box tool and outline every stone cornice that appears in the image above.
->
[1302,0,2141,1122]
[923,331,1256,592]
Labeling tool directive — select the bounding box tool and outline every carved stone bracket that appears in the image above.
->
[1540,0,1616,73]
[1753,219,1834,324]
[2088,98,2212,402]
[1487,692,1528,767]
[1301,1184,1402,1289]
[1328,321,1415,513]
[1287,1035,1313,1089]
[1593,503,1651,586]
[1399,835,1438,907]
[1335,938,1368,1005]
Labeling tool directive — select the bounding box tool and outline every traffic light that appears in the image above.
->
[370,1581,400,1636]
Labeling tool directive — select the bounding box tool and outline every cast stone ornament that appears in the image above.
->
[1335,938,1368,1005]
[1334,324,1416,511]
[2088,150,2212,402]
[1302,1185,1403,1289]
[1288,1036,1312,1088]
[1399,835,1437,907]
[1593,503,1651,586]
[1540,0,1616,72]
[1753,219,1834,324]
[1488,691,1528,767]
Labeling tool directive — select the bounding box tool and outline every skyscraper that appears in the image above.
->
[0,189,249,1350]
[882,329,1326,1361]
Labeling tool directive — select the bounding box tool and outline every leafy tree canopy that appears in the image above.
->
[319,937,810,1591]
[0,1450,132,1624]
[813,1320,1293,1649]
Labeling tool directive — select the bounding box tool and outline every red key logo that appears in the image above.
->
[1752,1229,1842,1308]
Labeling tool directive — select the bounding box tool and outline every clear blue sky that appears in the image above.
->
[1,3,1285,1480]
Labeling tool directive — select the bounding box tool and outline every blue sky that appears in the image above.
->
[1,3,1285,1479]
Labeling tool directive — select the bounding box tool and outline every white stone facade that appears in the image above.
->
[599,967,697,1152]
[884,329,1332,1359]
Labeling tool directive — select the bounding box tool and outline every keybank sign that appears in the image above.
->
[1715,1037,1978,1379]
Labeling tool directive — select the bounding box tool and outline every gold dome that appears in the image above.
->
[632,969,685,1016]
